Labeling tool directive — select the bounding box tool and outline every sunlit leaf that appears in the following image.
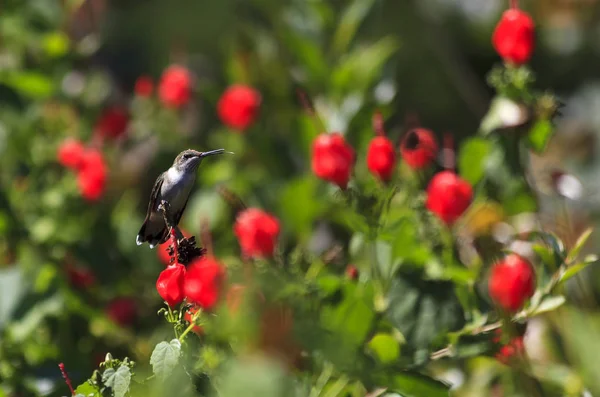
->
[102,364,131,397]
[367,333,400,364]
[150,339,181,381]
[458,138,493,185]
[527,119,553,153]
[567,227,593,263]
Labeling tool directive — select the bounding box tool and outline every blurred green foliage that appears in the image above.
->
[2,0,600,397]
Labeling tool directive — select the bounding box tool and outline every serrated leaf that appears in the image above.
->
[458,138,493,185]
[567,227,593,263]
[150,339,181,381]
[102,364,131,397]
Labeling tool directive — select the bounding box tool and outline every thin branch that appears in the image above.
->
[58,363,75,396]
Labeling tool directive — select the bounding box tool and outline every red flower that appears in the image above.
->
[134,75,153,97]
[184,306,204,335]
[367,136,396,181]
[488,254,535,312]
[233,208,280,258]
[400,128,438,169]
[156,263,186,307]
[426,171,473,225]
[184,256,226,310]
[496,336,525,364]
[158,65,192,108]
[345,265,358,280]
[67,266,95,289]
[106,297,137,327]
[311,133,355,189]
[157,228,191,266]
[57,139,85,170]
[492,8,535,65]
[217,84,261,130]
[94,106,129,139]
[77,149,107,201]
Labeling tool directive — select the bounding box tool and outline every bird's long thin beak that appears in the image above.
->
[199,149,233,158]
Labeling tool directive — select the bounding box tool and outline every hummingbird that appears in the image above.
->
[136,149,229,248]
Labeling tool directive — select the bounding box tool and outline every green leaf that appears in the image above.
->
[567,227,593,263]
[102,364,131,397]
[376,372,450,397]
[532,244,557,269]
[2,71,55,99]
[458,138,493,185]
[559,260,597,286]
[386,271,465,359]
[331,0,376,55]
[527,119,553,153]
[74,382,101,397]
[332,37,399,93]
[150,339,181,381]
[530,295,565,315]
[367,333,400,364]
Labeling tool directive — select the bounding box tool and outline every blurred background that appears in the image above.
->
[3,0,600,396]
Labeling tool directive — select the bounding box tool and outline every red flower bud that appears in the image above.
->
[233,208,280,258]
[345,265,358,280]
[77,149,107,201]
[57,138,85,170]
[184,306,204,335]
[488,254,535,312]
[158,65,192,108]
[184,256,226,310]
[156,263,186,307]
[492,8,535,65]
[106,297,137,327]
[426,171,473,225]
[400,128,438,169]
[217,84,261,131]
[311,133,355,189]
[367,136,396,181]
[134,75,154,97]
[495,335,525,364]
[94,106,129,139]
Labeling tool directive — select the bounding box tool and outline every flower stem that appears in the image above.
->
[178,321,196,342]
[58,363,75,396]
[510,0,518,9]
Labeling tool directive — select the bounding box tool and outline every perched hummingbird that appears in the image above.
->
[136,149,228,248]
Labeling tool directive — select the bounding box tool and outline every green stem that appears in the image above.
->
[178,322,196,342]
[309,363,333,397]
[321,376,349,397]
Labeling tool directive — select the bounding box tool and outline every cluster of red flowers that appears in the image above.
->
[57,139,108,201]
[492,1,535,65]
[136,65,261,131]
[311,123,473,226]
[155,207,279,312]
[156,256,226,309]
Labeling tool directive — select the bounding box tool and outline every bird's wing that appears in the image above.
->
[143,172,165,222]
[172,194,190,229]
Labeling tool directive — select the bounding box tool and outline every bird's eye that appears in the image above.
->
[183,153,192,159]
